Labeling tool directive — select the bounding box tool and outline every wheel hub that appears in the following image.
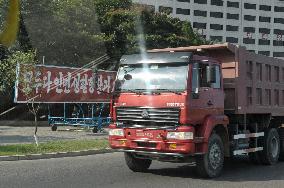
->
[271,136,279,158]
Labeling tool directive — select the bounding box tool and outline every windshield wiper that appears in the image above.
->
[155,89,182,95]
[117,89,162,95]
[120,89,144,95]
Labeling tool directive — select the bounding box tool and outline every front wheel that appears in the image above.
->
[196,133,224,178]
[124,152,152,172]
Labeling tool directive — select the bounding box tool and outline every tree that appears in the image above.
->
[18,13,32,52]
[0,50,35,113]
[17,61,41,146]
[98,4,209,60]
[0,50,40,145]
[94,0,132,24]
[19,0,107,67]
[0,50,35,93]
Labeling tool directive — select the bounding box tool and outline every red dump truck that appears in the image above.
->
[108,43,284,177]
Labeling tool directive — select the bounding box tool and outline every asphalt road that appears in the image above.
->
[1,152,284,188]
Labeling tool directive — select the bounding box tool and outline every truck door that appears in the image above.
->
[210,64,224,115]
[189,62,215,124]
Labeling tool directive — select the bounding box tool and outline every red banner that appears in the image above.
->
[15,64,116,103]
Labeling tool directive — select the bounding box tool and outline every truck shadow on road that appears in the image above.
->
[147,156,284,182]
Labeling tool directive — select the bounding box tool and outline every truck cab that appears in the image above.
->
[109,51,229,177]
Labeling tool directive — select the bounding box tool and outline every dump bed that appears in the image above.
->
[210,44,284,116]
[149,43,284,116]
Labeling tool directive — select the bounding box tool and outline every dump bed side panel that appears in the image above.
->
[236,47,284,116]
[214,46,284,115]
[207,45,284,116]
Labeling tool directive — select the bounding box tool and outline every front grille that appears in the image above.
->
[116,107,180,126]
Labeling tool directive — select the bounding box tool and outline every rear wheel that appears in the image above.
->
[196,133,224,178]
[261,128,280,165]
[124,152,152,172]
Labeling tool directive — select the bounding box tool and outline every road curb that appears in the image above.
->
[0,149,114,161]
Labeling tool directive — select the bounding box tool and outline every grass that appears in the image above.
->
[0,139,109,156]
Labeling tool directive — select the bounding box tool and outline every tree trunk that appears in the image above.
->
[34,114,39,146]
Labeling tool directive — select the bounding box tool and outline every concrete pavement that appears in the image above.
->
[0,123,111,161]
[0,125,108,145]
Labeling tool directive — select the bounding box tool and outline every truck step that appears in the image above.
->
[233,147,263,155]
[233,132,264,140]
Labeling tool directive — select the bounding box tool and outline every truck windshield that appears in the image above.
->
[116,63,188,92]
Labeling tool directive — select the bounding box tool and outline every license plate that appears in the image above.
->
[136,130,154,138]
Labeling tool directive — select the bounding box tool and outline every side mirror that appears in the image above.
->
[206,66,216,83]
[124,74,132,80]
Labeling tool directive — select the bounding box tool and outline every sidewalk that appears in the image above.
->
[0,123,112,161]
[0,124,108,145]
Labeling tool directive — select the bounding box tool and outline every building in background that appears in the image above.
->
[133,0,284,59]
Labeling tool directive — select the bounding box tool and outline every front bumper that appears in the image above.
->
[116,149,192,157]
[109,126,196,155]
[109,138,195,154]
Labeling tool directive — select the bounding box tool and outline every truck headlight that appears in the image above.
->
[109,129,124,136]
[166,132,193,140]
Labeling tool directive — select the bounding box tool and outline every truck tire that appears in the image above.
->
[196,133,224,178]
[261,128,280,165]
[124,152,152,172]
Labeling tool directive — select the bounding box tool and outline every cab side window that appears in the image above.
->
[211,65,221,89]
[192,63,200,92]
[199,63,211,88]
[192,62,221,90]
